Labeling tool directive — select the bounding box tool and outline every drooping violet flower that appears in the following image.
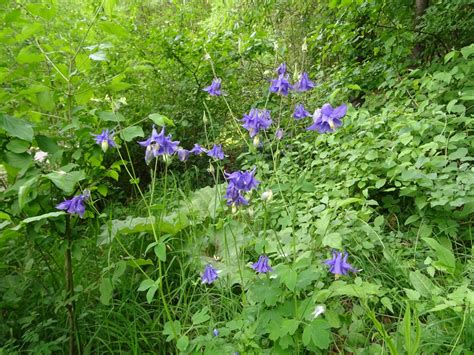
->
[207,144,225,160]
[295,72,315,92]
[138,126,179,163]
[92,129,116,152]
[276,62,287,75]
[177,148,190,162]
[225,169,260,192]
[201,264,219,284]
[324,250,357,276]
[293,103,311,120]
[190,144,206,155]
[251,255,273,273]
[224,184,248,206]
[306,103,347,133]
[270,74,293,96]
[213,329,219,337]
[241,109,273,137]
[56,192,90,217]
[275,128,284,140]
[203,78,222,96]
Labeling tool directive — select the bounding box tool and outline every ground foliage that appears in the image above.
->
[0,0,473,353]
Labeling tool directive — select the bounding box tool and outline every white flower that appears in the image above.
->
[312,304,326,319]
[34,150,48,162]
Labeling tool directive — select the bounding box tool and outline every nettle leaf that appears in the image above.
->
[0,114,34,141]
[422,237,455,274]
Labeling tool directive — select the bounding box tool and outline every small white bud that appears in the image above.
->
[247,207,254,218]
[261,190,273,202]
[207,163,215,174]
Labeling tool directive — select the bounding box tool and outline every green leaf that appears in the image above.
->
[154,242,166,262]
[146,285,157,303]
[120,126,144,142]
[16,46,43,64]
[176,335,189,352]
[12,211,65,230]
[192,306,210,325]
[281,319,300,336]
[26,3,57,20]
[36,135,60,153]
[6,139,30,153]
[422,237,455,274]
[460,44,474,59]
[149,113,174,126]
[99,278,113,305]
[103,0,116,16]
[163,321,181,342]
[280,267,297,291]
[18,176,38,210]
[44,170,85,194]
[322,232,342,249]
[302,319,331,349]
[409,270,440,298]
[0,114,34,141]
[137,279,155,292]
[433,71,452,84]
[375,179,386,189]
[98,111,125,122]
[449,148,468,160]
[99,21,128,38]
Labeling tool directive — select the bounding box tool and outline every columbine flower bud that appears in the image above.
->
[253,136,260,147]
[162,154,171,164]
[101,140,109,152]
[207,162,215,174]
[302,37,308,52]
[247,207,254,218]
[261,190,273,202]
[231,204,237,214]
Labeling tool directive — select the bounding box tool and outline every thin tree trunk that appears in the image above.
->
[413,0,429,58]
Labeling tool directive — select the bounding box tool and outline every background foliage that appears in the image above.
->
[1,0,473,353]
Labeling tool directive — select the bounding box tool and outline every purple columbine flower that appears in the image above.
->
[207,144,225,160]
[225,168,260,192]
[92,129,116,152]
[293,103,311,119]
[306,103,347,133]
[275,128,284,140]
[177,148,190,162]
[251,255,273,273]
[295,72,315,92]
[56,191,89,217]
[324,250,357,276]
[241,108,273,137]
[276,63,287,75]
[203,78,222,96]
[190,144,206,155]
[201,264,219,284]
[138,126,180,163]
[224,184,248,206]
[213,329,219,337]
[270,74,293,96]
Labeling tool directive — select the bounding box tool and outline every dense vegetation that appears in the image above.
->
[1,0,473,353]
